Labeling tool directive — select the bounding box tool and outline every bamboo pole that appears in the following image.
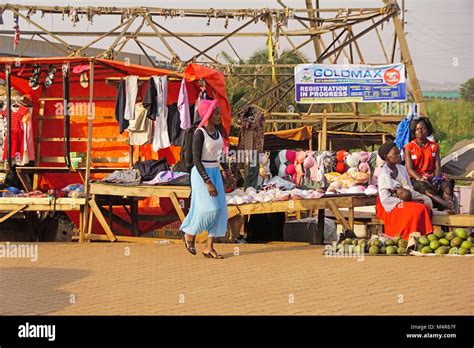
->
[321,108,328,151]
[392,15,427,116]
[5,64,12,169]
[82,60,95,243]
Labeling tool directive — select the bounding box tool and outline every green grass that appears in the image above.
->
[425,99,474,157]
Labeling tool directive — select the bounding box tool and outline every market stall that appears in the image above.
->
[0,57,231,239]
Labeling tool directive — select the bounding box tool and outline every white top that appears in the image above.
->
[378,163,432,212]
[197,127,223,168]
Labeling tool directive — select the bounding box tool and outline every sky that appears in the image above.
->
[1,0,473,87]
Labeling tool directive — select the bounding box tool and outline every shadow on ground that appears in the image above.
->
[0,267,91,315]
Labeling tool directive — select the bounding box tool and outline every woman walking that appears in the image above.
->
[376,141,434,240]
[180,99,228,259]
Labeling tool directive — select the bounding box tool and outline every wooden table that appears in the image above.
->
[84,182,376,244]
[84,182,191,242]
[228,194,376,243]
[0,197,86,235]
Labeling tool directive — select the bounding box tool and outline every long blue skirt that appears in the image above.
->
[180,166,227,237]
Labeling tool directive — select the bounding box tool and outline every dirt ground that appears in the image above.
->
[0,242,472,315]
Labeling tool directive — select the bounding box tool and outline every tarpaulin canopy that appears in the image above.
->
[441,139,474,178]
[230,126,312,146]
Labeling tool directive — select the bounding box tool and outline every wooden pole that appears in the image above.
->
[321,108,328,151]
[5,64,12,169]
[82,60,94,243]
[392,15,427,116]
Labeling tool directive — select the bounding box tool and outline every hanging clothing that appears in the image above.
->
[21,113,35,164]
[114,80,129,134]
[166,104,183,146]
[177,79,191,129]
[1,105,29,161]
[180,127,227,238]
[124,75,139,121]
[143,77,158,120]
[237,106,265,152]
[128,103,152,146]
[143,76,171,150]
[404,140,439,178]
[152,76,170,151]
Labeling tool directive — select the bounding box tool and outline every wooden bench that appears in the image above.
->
[370,214,474,236]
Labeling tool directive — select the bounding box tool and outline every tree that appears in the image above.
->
[460,78,474,102]
[220,48,308,114]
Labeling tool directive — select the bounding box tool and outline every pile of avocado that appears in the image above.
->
[336,235,408,255]
[416,228,473,255]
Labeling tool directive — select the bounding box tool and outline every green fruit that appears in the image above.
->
[386,246,397,255]
[398,239,408,249]
[471,247,474,255]
[394,234,402,244]
[448,247,457,255]
[439,238,450,246]
[343,238,352,245]
[419,236,430,246]
[435,246,449,255]
[434,230,444,239]
[454,228,467,239]
[398,247,407,255]
[355,244,364,254]
[427,234,438,242]
[385,239,395,247]
[357,239,366,246]
[421,246,433,254]
[461,240,472,249]
[373,239,383,248]
[369,246,379,255]
[347,245,355,253]
[380,246,387,254]
[445,232,455,241]
[451,237,462,248]
[392,246,398,253]
[458,248,469,255]
[416,244,424,252]
[468,237,474,243]
[430,240,440,251]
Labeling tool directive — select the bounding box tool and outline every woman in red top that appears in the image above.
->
[404,117,454,212]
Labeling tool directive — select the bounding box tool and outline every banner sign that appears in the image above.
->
[295,63,406,103]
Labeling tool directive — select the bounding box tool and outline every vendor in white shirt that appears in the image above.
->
[376,141,433,240]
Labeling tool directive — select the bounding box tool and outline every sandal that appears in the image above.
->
[44,65,57,88]
[202,249,224,259]
[29,64,41,90]
[182,232,196,255]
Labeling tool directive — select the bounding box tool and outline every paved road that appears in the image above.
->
[0,242,472,315]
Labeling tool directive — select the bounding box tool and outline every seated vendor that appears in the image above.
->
[376,141,433,240]
[404,117,456,212]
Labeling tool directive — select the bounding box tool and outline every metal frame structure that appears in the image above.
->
[0,0,425,150]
